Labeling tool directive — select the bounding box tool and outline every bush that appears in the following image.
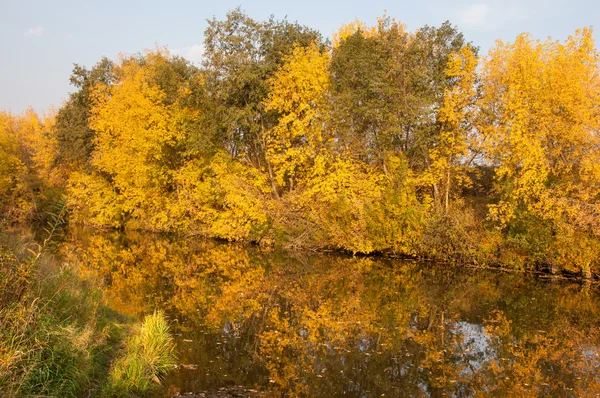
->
[421,204,482,263]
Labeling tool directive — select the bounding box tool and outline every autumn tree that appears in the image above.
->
[425,45,479,213]
[54,58,114,169]
[11,8,600,269]
[329,16,408,162]
[263,42,330,195]
[479,28,600,275]
[202,8,322,167]
[0,112,23,219]
[0,109,60,222]
[329,18,469,171]
[68,50,200,230]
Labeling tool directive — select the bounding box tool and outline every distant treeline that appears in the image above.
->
[1,9,599,276]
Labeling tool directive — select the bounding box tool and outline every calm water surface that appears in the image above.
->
[33,228,600,395]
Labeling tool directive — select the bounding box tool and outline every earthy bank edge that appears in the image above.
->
[0,232,177,397]
[173,387,268,397]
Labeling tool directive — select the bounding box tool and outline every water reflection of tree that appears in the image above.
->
[63,230,600,396]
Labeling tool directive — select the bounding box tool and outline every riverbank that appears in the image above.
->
[0,229,176,397]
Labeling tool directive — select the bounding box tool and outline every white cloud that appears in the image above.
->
[455,4,491,28]
[186,44,204,64]
[171,44,205,64]
[65,33,73,40]
[25,26,44,37]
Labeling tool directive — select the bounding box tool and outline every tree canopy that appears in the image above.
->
[2,10,599,277]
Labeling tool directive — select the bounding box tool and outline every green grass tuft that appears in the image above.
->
[105,311,176,397]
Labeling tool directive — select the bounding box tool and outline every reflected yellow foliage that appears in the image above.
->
[62,230,600,396]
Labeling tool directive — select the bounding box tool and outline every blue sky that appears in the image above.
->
[1,0,598,113]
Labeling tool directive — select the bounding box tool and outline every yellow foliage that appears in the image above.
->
[332,13,405,47]
[269,150,426,254]
[67,172,124,228]
[175,153,270,241]
[332,19,375,47]
[90,55,186,220]
[293,153,383,253]
[425,45,479,212]
[264,43,330,192]
[0,109,61,222]
[0,113,24,206]
[69,50,197,231]
[5,20,600,271]
[480,29,600,231]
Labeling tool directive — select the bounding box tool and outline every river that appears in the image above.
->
[19,227,600,396]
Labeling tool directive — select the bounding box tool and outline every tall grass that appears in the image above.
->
[0,265,111,396]
[0,252,109,395]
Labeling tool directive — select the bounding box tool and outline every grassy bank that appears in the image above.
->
[0,228,177,397]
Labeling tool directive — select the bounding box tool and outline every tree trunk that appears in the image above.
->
[260,124,280,200]
[444,166,451,214]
